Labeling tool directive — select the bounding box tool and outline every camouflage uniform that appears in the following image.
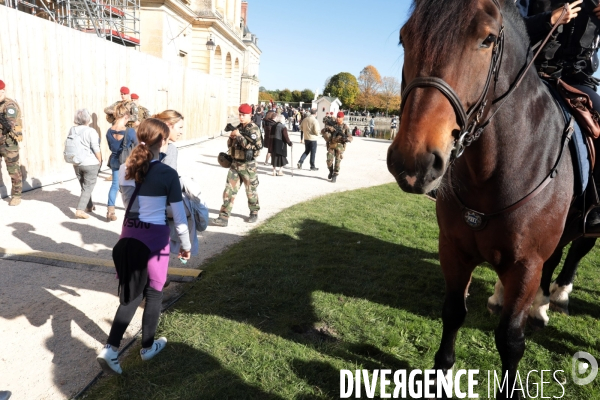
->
[324,122,351,176]
[137,105,151,124]
[104,100,139,127]
[219,122,262,219]
[0,97,23,199]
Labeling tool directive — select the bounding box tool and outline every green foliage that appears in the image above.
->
[84,184,600,399]
[301,89,315,103]
[279,89,293,102]
[324,72,360,107]
[291,90,303,102]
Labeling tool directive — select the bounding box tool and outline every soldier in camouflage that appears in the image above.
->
[131,93,150,125]
[322,111,352,183]
[104,86,139,128]
[0,80,23,206]
[211,104,262,227]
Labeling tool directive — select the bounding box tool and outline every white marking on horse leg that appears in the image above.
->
[487,279,504,313]
[529,287,550,326]
[405,175,417,186]
[550,282,573,309]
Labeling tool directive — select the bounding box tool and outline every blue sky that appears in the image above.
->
[247,0,413,93]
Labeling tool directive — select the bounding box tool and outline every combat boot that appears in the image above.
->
[210,217,228,227]
[9,197,21,206]
[248,214,258,223]
[106,206,117,222]
[331,175,337,183]
[328,168,333,180]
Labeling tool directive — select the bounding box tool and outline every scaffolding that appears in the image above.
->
[1,0,140,48]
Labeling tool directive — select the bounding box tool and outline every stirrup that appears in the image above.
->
[582,205,600,237]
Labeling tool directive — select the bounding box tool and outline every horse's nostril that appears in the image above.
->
[432,150,444,173]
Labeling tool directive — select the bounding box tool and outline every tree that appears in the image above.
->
[324,72,360,108]
[323,76,332,92]
[259,91,274,102]
[279,89,293,102]
[358,65,382,110]
[301,89,315,103]
[292,90,303,102]
[379,76,401,115]
[259,86,267,92]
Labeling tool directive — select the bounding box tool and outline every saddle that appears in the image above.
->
[545,78,600,236]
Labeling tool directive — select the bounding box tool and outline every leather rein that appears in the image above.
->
[399,2,572,228]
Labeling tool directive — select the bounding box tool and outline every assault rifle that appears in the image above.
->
[0,112,11,136]
[322,116,350,144]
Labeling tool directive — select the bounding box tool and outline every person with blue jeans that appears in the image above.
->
[297,108,321,171]
[106,102,137,221]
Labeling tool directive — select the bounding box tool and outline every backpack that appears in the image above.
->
[64,126,90,165]
[182,176,209,232]
[118,129,135,164]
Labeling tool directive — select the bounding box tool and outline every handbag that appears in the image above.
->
[556,79,600,139]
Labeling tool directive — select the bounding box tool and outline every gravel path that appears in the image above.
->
[0,132,395,399]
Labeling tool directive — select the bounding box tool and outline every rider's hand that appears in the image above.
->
[594,4,600,19]
[551,0,582,25]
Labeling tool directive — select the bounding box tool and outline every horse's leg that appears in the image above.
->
[432,240,477,396]
[487,279,504,315]
[528,247,564,328]
[550,237,596,314]
[495,261,542,400]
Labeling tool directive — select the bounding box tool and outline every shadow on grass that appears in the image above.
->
[91,342,284,400]
[180,219,445,334]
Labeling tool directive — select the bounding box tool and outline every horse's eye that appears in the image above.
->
[480,34,497,49]
[399,34,404,47]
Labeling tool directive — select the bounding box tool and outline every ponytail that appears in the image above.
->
[125,118,169,183]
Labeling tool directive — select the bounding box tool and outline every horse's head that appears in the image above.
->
[387,0,504,194]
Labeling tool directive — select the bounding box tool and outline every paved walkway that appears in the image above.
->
[0,132,395,399]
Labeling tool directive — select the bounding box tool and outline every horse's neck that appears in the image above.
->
[458,66,563,193]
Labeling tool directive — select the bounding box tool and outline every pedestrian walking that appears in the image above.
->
[297,108,321,171]
[96,118,191,375]
[68,109,102,219]
[323,111,352,183]
[269,114,293,176]
[153,110,184,172]
[262,111,276,165]
[210,104,262,227]
[0,79,23,206]
[106,103,138,221]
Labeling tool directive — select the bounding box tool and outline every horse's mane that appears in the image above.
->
[403,0,528,73]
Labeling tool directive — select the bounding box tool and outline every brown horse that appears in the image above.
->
[388,0,580,398]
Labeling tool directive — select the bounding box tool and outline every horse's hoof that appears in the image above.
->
[527,315,548,330]
[549,301,570,315]
[487,301,502,315]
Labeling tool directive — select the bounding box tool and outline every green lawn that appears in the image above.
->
[84,183,600,399]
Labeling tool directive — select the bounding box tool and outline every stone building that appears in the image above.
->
[140,0,261,114]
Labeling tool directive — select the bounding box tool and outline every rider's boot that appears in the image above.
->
[585,208,600,233]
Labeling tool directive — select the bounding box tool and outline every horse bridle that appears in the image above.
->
[399,0,505,161]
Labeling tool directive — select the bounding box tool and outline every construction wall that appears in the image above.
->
[0,5,227,196]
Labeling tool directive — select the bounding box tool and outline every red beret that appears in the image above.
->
[120,86,130,94]
[0,80,5,90]
[337,111,345,118]
[239,103,252,114]
[131,93,139,100]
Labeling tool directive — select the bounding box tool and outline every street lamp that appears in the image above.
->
[206,34,215,51]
